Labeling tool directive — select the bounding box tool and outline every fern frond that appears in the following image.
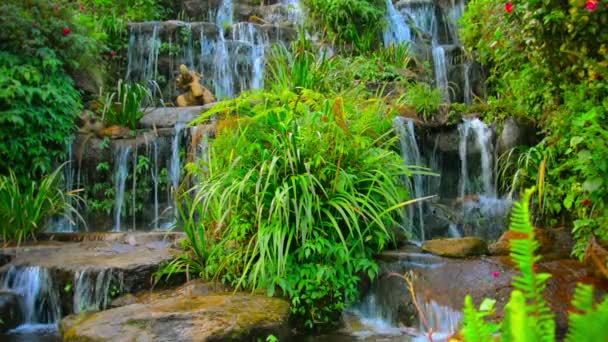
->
[509,187,555,341]
[565,283,608,342]
[504,290,537,342]
[461,296,498,342]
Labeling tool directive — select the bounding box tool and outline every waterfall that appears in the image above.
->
[394,117,427,241]
[162,123,185,228]
[126,24,160,85]
[150,140,160,230]
[231,23,268,91]
[283,0,304,25]
[216,0,233,28]
[383,0,411,47]
[463,62,472,104]
[0,266,61,324]
[112,146,132,232]
[432,45,450,102]
[73,269,120,314]
[458,118,494,197]
[48,143,78,232]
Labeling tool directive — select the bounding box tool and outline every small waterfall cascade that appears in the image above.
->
[383,0,411,47]
[382,0,475,103]
[347,252,461,340]
[48,143,78,232]
[230,23,269,91]
[0,266,61,324]
[456,118,511,239]
[394,117,429,241]
[158,123,186,229]
[150,140,161,230]
[126,0,283,103]
[73,269,121,314]
[432,45,450,102]
[112,145,132,232]
[458,118,494,198]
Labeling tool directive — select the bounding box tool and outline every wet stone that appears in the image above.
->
[60,290,290,341]
[0,290,23,332]
[421,237,489,258]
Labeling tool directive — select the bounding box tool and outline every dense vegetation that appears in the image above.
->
[0,0,607,337]
[461,0,608,258]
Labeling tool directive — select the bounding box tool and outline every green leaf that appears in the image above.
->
[582,178,603,192]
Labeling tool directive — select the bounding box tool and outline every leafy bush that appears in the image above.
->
[0,0,101,71]
[460,188,608,341]
[101,79,152,129]
[400,82,443,120]
[0,52,82,179]
[461,0,608,258]
[302,0,386,53]
[165,89,414,329]
[0,166,81,245]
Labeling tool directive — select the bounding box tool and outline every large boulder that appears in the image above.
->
[60,290,291,341]
[0,290,23,332]
[422,237,489,258]
[496,117,538,155]
[139,105,215,129]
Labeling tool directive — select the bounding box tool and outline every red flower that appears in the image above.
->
[110,50,116,58]
[80,5,86,12]
[62,27,71,36]
[583,199,592,207]
[492,271,501,278]
[32,22,38,28]
[586,0,598,11]
[505,2,514,14]
[533,264,539,271]
[54,5,60,11]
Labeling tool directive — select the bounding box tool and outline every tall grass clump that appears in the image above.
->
[165,88,414,329]
[0,166,81,245]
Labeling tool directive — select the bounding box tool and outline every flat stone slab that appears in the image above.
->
[139,104,215,129]
[422,237,489,258]
[60,288,290,341]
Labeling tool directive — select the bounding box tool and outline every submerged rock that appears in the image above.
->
[60,289,290,341]
[422,237,488,257]
[0,290,23,332]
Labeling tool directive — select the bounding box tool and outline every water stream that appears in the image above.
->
[112,146,132,232]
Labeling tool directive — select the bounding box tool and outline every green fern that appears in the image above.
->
[508,187,555,341]
[565,283,608,342]
[461,296,498,342]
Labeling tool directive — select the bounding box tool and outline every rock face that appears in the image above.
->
[422,237,488,257]
[0,233,182,318]
[139,104,214,129]
[0,290,23,332]
[371,248,608,336]
[496,117,538,155]
[60,283,291,342]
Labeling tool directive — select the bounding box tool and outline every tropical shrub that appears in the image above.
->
[460,0,608,258]
[0,167,81,245]
[165,88,414,329]
[100,79,152,129]
[0,53,82,179]
[0,0,101,72]
[302,0,386,53]
[400,82,443,120]
[460,188,608,341]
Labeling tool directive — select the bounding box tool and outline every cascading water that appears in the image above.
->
[383,0,411,47]
[394,117,427,241]
[0,266,61,324]
[458,118,494,197]
[126,24,160,86]
[48,143,78,232]
[231,23,268,91]
[456,118,510,239]
[112,146,132,232]
[73,269,120,314]
[347,252,461,340]
[432,45,450,102]
[150,140,160,230]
